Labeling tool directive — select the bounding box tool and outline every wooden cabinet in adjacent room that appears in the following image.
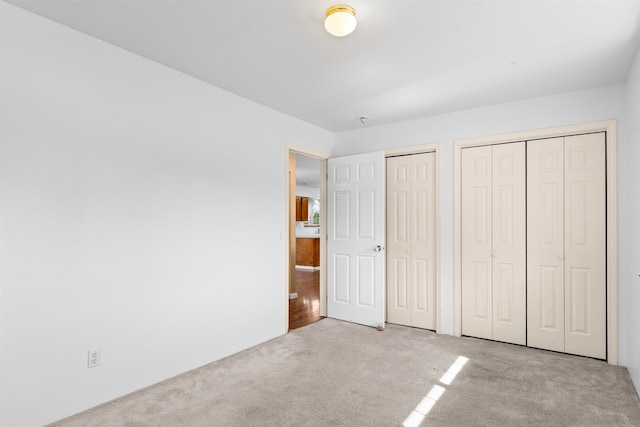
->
[296,237,320,267]
[295,196,309,221]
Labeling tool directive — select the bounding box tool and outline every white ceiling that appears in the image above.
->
[295,154,321,189]
[6,0,640,132]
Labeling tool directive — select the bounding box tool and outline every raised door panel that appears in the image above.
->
[527,137,565,352]
[329,164,354,312]
[492,142,526,345]
[564,133,606,359]
[461,146,493,339]
[353,159,382,319]
[386,156,412,326]
[410,153,437,330]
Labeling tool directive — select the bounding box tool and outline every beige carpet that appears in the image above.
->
[50,318,640,426]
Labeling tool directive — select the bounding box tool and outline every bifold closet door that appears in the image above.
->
[527,133,606,359]
[492,144,526,344]
[527,137,565,353]
[461,143,526,344]
[461,146,493,339]
[387,153,436,330]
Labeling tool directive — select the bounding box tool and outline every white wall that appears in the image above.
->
[2,4,638,425]
[622,45,640,394]
[332,83,628,356]
[0,4,333,426]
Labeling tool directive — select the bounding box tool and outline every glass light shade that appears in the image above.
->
[324,5,357,37]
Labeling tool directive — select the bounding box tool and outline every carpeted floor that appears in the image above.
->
[50,318,640,426]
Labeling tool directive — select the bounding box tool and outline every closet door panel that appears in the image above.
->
[411,153,436,330]
[527,138,565,352]
[386,156,412,326]
[564,133,606,359]
[461,146,493,339]
[492,142,526,345]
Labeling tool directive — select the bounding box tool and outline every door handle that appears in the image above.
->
[374,245,385,252]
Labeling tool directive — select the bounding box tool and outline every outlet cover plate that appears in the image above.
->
[88,349,101,368]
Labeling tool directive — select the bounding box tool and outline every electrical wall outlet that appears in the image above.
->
[88,349,101,368]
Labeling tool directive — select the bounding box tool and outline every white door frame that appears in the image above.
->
[285,143,442,333]
[453,120,618,365]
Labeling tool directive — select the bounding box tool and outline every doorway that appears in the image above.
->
[285,144,441,334]
[288,151,326,330]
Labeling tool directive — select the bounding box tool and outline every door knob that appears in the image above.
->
[374,245,385,252]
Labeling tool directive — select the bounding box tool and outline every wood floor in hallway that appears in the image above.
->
[289,268,323,330]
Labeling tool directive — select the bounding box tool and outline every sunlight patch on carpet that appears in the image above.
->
[439,356,469,385]
[402,355,469,427]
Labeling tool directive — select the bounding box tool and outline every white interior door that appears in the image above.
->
[563,133,606,359]
[327,152,386,328]
[409,153,437,330]
[461,143,525,344]
[528,134,606,358]
[527,137,565,353]
[461,146,493,340]
[387,153,436,330]
[491,142,526,345]
[386,155,412,327]
[459,133,606,358]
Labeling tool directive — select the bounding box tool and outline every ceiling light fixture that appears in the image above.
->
[324,5,357,37]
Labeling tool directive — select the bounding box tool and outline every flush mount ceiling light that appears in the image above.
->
[324,4,357,37]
